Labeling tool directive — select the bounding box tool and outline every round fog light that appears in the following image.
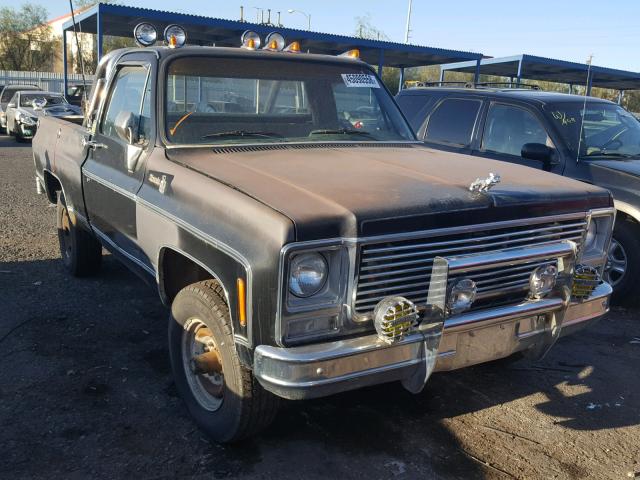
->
[134,22,157,47]
[529,264,558,299]
[447,278,477,315]
[164,24,187,48]
[373,297,418,344]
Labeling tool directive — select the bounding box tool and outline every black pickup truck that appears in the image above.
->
[32,26,614,442]
[396,87,640,304]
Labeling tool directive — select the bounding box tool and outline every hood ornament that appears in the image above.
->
[469,173,501,193]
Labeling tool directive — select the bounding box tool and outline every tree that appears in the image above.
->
[354,13,389,41]
[0,3,60,71]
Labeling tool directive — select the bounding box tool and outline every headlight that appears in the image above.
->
[20,116,37,126]
[289,252,328,297]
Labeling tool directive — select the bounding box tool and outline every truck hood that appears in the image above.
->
[589,159,640,178]
[167,144,610,240]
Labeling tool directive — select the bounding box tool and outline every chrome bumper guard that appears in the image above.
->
[255,242,612,400]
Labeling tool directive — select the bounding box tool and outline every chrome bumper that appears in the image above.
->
[254,282,611,400]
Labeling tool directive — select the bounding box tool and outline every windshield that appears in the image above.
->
[545,102,640,159]
[20,94,65,107]
[165,56,415,145]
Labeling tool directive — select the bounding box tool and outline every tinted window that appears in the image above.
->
[395,92,442,131]
[425,98,481,146]
[482,104,551,156]
[20,94,65,107]
[1,86,38,105]
[101,66,149,139]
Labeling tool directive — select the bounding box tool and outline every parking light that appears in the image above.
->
[284,41,301,53]
[340,49,360,59]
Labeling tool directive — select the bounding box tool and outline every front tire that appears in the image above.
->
[605,218,640,306]
[169,280,279,443]
[56,193,102,276]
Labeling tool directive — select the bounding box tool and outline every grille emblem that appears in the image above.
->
[469,172,501,193]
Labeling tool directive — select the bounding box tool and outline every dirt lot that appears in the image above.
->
[1,135,639,479]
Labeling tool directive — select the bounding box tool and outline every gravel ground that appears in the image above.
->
[1,135,639,480]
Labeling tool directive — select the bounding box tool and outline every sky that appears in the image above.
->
[3,0,640,72]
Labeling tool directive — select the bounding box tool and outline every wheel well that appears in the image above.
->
[160,248,218,303]
[43,171,62,204]
[616,210,640,229]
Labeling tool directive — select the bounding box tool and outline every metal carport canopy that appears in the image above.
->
[61,3,482,72]
[439,54,640,92]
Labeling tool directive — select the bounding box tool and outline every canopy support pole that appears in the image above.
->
[439,67,445,84]
[473,58,481,84]
[586,70,593,96]
[516,57,523,87]
[63,29,68,98]
[377,49,384,76]
[97,5,103,61]
[618,90,625,105]
[398,67,405,92]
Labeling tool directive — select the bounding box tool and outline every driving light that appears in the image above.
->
[264,32,285,51]
[373,297,418,344]
[529,264,558,299]
[241,30,261,50]
[572,264,600,299]
[164,24,186,48]
[289,253,328,297]
[447,278,477,314]
[134,22,157,47]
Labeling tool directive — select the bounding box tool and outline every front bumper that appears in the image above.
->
[254,282,611,400]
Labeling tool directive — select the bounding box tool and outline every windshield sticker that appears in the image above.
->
[551,110,576,126]
[341,73,380,88]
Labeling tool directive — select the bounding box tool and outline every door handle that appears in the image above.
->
[82,137,107,150]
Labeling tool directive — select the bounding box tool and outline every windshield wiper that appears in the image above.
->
[309,128,375,137]
[582,152,636,159]
[201,130,283,139]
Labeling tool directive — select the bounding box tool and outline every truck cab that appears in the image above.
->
[33,26,614,442]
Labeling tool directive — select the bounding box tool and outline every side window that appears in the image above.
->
[101,65,149,139]
[482,104,552,156]
[424,98,482,146]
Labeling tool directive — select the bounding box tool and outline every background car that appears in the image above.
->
[6,90,82,141]
[396,86,640,305]
[0,84,39,134]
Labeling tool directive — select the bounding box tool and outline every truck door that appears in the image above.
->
[82,58,155,271]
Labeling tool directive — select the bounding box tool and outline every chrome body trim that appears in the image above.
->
[255,282,612,400]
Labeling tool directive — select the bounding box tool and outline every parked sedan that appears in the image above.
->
[6,91,82,142]
[0,84,39,134]
[396,87,640,305]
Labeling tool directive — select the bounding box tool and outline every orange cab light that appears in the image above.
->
[268,39,278,50]
[168,35,177,48]
[246,37,256,49]
[284,41,301,53]
[237,278,247,327]
[341,48,360,59]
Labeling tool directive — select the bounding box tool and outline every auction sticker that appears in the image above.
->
[342,73,380,88]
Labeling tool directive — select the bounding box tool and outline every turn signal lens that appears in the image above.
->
[529,264,558,299]
[241,30,261,49]
[284,41,301,53]
[237,278,247,327]
[340,49,360,59]
[447,278,477,314]
[264,32,286,51]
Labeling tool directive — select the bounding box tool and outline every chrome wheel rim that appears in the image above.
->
[181,318,224,412]
[604,238,627,287]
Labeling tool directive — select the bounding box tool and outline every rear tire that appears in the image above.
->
[169,280,279,443]
[56,193,102,276]
[606,218,640,306]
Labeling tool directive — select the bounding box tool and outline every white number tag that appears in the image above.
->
[341,73,380,88]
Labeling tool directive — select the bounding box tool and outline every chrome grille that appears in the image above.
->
[353,215,586,315]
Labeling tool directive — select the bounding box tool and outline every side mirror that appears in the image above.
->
[521,143,557,171]
[7,102,15,109]
[114,110,140,145]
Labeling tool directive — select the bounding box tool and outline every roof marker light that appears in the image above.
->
[133,23,157,47]
[164,24,186,48]
[340,49,360,59]
[284,41,301,53]
[241,30,261,50]
[264,32,285,51]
